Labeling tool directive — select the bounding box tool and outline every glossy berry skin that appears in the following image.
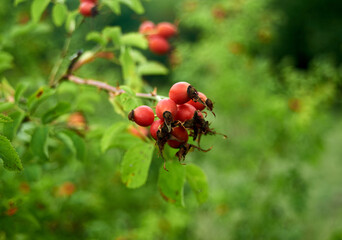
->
[79,2,96,17]
[150,119,163,140]
[156,99,177,120]
[175,103,197,122]
[132,105,155,127]
[139,21,155,34]
[167,126,188,148]
[148,36,170,55]
[169,82,191,104]
[187,92,207,111]
[157,22,177,38]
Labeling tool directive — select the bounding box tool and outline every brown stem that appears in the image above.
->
[66,75,165,100]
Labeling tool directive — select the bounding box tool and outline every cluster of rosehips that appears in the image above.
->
[139,21,178,55]
[128,82,215,169]
[79,0,98,17]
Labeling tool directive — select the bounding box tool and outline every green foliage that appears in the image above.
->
[0,0,341,239]
[0,134,23,171]
[158,160,186,207]
[31,0,50,23]
[52,3,68,27]
[30,126,49,160]
[121,142,154,188]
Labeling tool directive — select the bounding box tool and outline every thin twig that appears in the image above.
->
[66,75,165,101]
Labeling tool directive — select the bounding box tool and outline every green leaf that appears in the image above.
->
[86,32,107,46]
[130,49,147,64]
[103,27,121,45]
[0,102,15,112]
[103,0,121,14]
[0,134,23,171]
[52,3,68,27]
[31,126,49,160]
[120,0,144,14]
[158,160,186,207]
[65,10,78,34]
[56,132,76,156]
[186,164,209,204]
[27,87,55,114]
[15,0,27,6]
[31,0,50,23]
[121,142,154,188]
[137,62,169,75]
[0,52,14,73]
[64,130,85,161]
[120,47,142,91]
[14,82,28,103]
[41,102,70,124]
[121,33,148,49]
[1,111,25,141]
[101,121,140,152]
[109,86,142,116]
[0,114,13,123]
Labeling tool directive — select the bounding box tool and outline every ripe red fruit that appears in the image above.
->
[131,105,155,127]
[167,126,188,148]
[148,36,170,55]
[150,119,164,140]
[187,92,207,111]
[169,82,191,104]
[79,2,96,17]
[156,99,177,120]
[156,22,177,39]
[174,103,197,122]
[139,21,155,34]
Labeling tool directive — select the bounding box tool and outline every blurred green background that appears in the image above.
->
[1,0,342,239]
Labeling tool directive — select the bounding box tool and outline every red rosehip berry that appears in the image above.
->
[169,82,191,104]
[150,119,164,140]
[79,2,96,17]
[156,22,177,39]
[187,92,207,111]
[156,99,177,120]
[167,126,188,148]
[174,103,197,122]
[148,36,170,55]
[139,21,155,34]
[129,105,155,127]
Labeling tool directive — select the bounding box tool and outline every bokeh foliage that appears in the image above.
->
[1,0,342,239]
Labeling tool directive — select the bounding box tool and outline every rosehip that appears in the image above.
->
[156,22,177,38]
[187,92,207,111]
[156,99,177,120]
[150,119,164,140]
[79,2,96,17]
[174,103,197,122]
[148,36,170,55]
[169,82,191,104]
[139,21,155,34]
[129,105,155,127]
[167,126,188,148]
